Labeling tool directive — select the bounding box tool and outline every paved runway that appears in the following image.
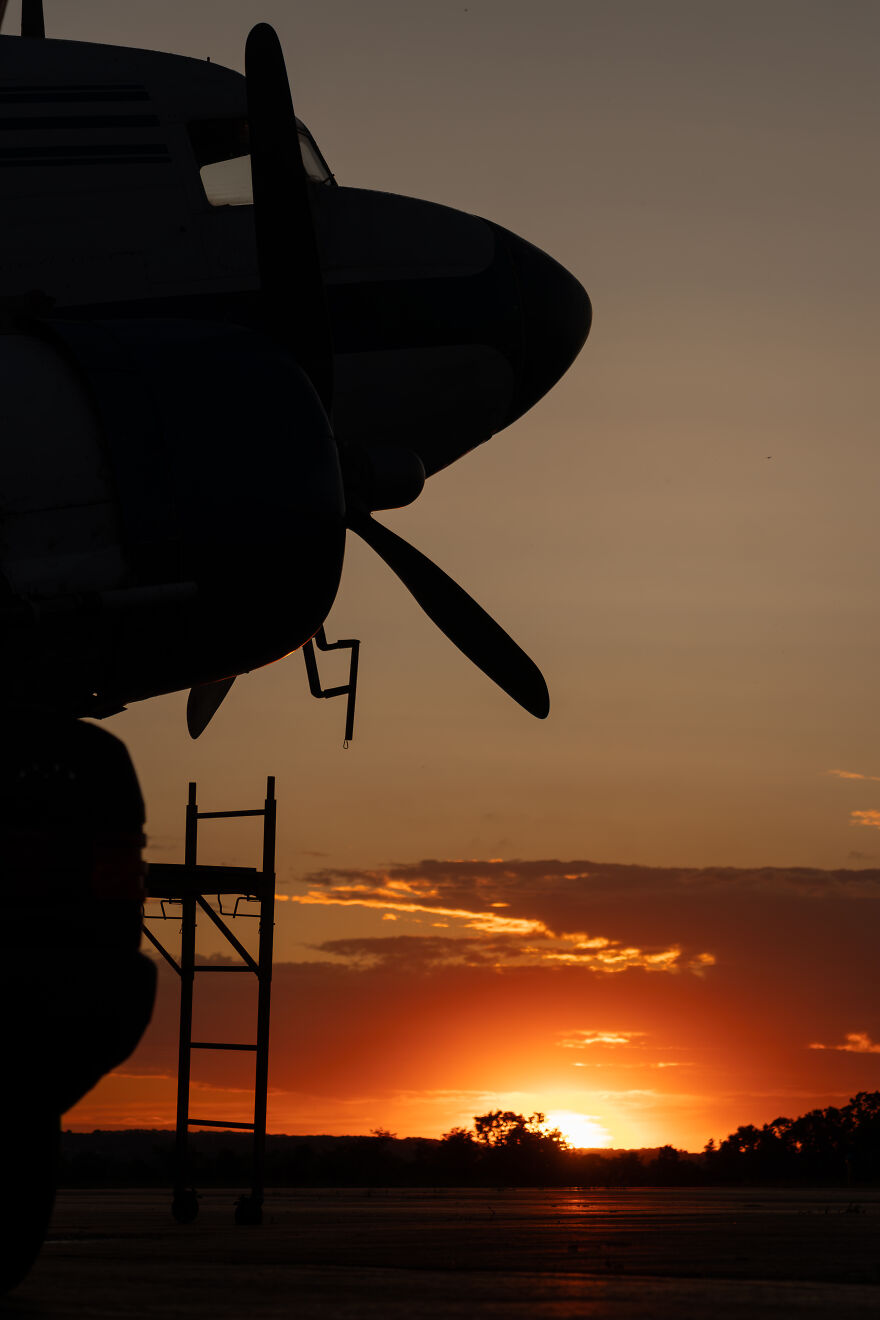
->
[5,1187,880,1318]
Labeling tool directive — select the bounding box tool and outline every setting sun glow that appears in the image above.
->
[543,1111,612,1150]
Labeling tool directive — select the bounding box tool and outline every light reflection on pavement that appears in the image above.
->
[7,1187,880,1318]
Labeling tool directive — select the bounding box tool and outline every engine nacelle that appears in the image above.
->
[0,319,345,715]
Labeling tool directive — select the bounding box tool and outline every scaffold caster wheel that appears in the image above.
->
[171,1188,199,1224]
[234,1194,262,1225]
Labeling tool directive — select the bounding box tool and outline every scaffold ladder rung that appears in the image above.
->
[193,965,252,973]
[188,1119,256,1131]
[191,1041,257,1052]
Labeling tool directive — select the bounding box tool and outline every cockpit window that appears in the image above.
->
[188,116,335,207]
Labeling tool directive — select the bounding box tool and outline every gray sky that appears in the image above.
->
[16,0,877,871]
[11,2,880,1138]
[103,4,879,862]
[10,0,878,874]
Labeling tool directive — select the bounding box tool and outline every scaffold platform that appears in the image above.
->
[144,777,276,1224]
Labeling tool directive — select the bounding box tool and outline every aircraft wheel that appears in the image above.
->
[171,1188,199,1224]
[0,1109,59,1293]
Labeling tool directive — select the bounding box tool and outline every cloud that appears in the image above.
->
[287,857,880,989]
[809,1032,880,1054]
[116,855,880,1148]
[72,872,880,1149]
[851,811,880,831]
[543,944,687,973]
[314,934,528,970]
[558,1030,644,1048]
[829,769,880,782]
[289,861,724,975]
[294,859,880,922]
[310,930,699,975]
[290,886,546,937]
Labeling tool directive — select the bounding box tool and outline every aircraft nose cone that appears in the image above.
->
[494,225,592,426]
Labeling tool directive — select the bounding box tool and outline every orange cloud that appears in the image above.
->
[809,1031,880,1054]
[291,863,717,976]
[294,859,880,931]
[851,811,880,830]
[307,911,703,975]
[558,1030,644,1048]
[543,945,684,972]
[829,769,880,782]
[291,888,546,936]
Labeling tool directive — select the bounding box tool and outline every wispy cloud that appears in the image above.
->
[314,934,526,970]
[851,811,880,831]
[311,931,700,975]
[544,944,684,972]
[294,858,880,917]
[288,855,880,980]
[809,1031,880,1054]
[289,863,717,975]
[829,769,880,782]
[291,887,545,936]
[558,1030,644,1048]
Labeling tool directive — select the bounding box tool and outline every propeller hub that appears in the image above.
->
[342,441,426,513]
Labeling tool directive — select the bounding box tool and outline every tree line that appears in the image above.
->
[702,1091,880,1184]
[58,1092,880,1188]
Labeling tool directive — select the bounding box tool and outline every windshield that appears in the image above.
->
[188,117,335,207]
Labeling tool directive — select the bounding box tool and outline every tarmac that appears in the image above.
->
[4,1186,880,1318]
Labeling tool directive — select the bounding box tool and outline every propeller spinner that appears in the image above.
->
[188,23,553,737]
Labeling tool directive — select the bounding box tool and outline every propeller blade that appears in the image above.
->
[187,677,236,739]
[349,512,550,719]
[245,23,333,415]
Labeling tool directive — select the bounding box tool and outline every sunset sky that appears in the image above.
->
[16,0,880,1150]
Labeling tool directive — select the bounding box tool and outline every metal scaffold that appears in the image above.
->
[143,777,276,1224]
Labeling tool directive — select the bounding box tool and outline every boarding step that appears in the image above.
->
[187,1119,255,1131]
[190,1041,257,1052]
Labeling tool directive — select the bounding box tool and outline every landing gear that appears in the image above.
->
[0,718,155,1291]
[0,1109,59,1294]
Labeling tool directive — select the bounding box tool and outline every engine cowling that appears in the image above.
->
[0,318,345,715]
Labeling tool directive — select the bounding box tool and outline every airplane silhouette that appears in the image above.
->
[0,0,590,1289]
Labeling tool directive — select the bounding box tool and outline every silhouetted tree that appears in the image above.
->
[437,1126,480,1182]
[54,1091,880,1190]
[702,1091,880,1185]
[474,1110,536,1147]
[464,1111,568,1183]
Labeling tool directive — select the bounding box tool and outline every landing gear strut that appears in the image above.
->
[0,718,156,1292]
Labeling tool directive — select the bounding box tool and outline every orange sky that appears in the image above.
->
[22,0,880,1148]
[67,859,880,1149]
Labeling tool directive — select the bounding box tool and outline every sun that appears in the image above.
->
[543,1110,613,1149]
